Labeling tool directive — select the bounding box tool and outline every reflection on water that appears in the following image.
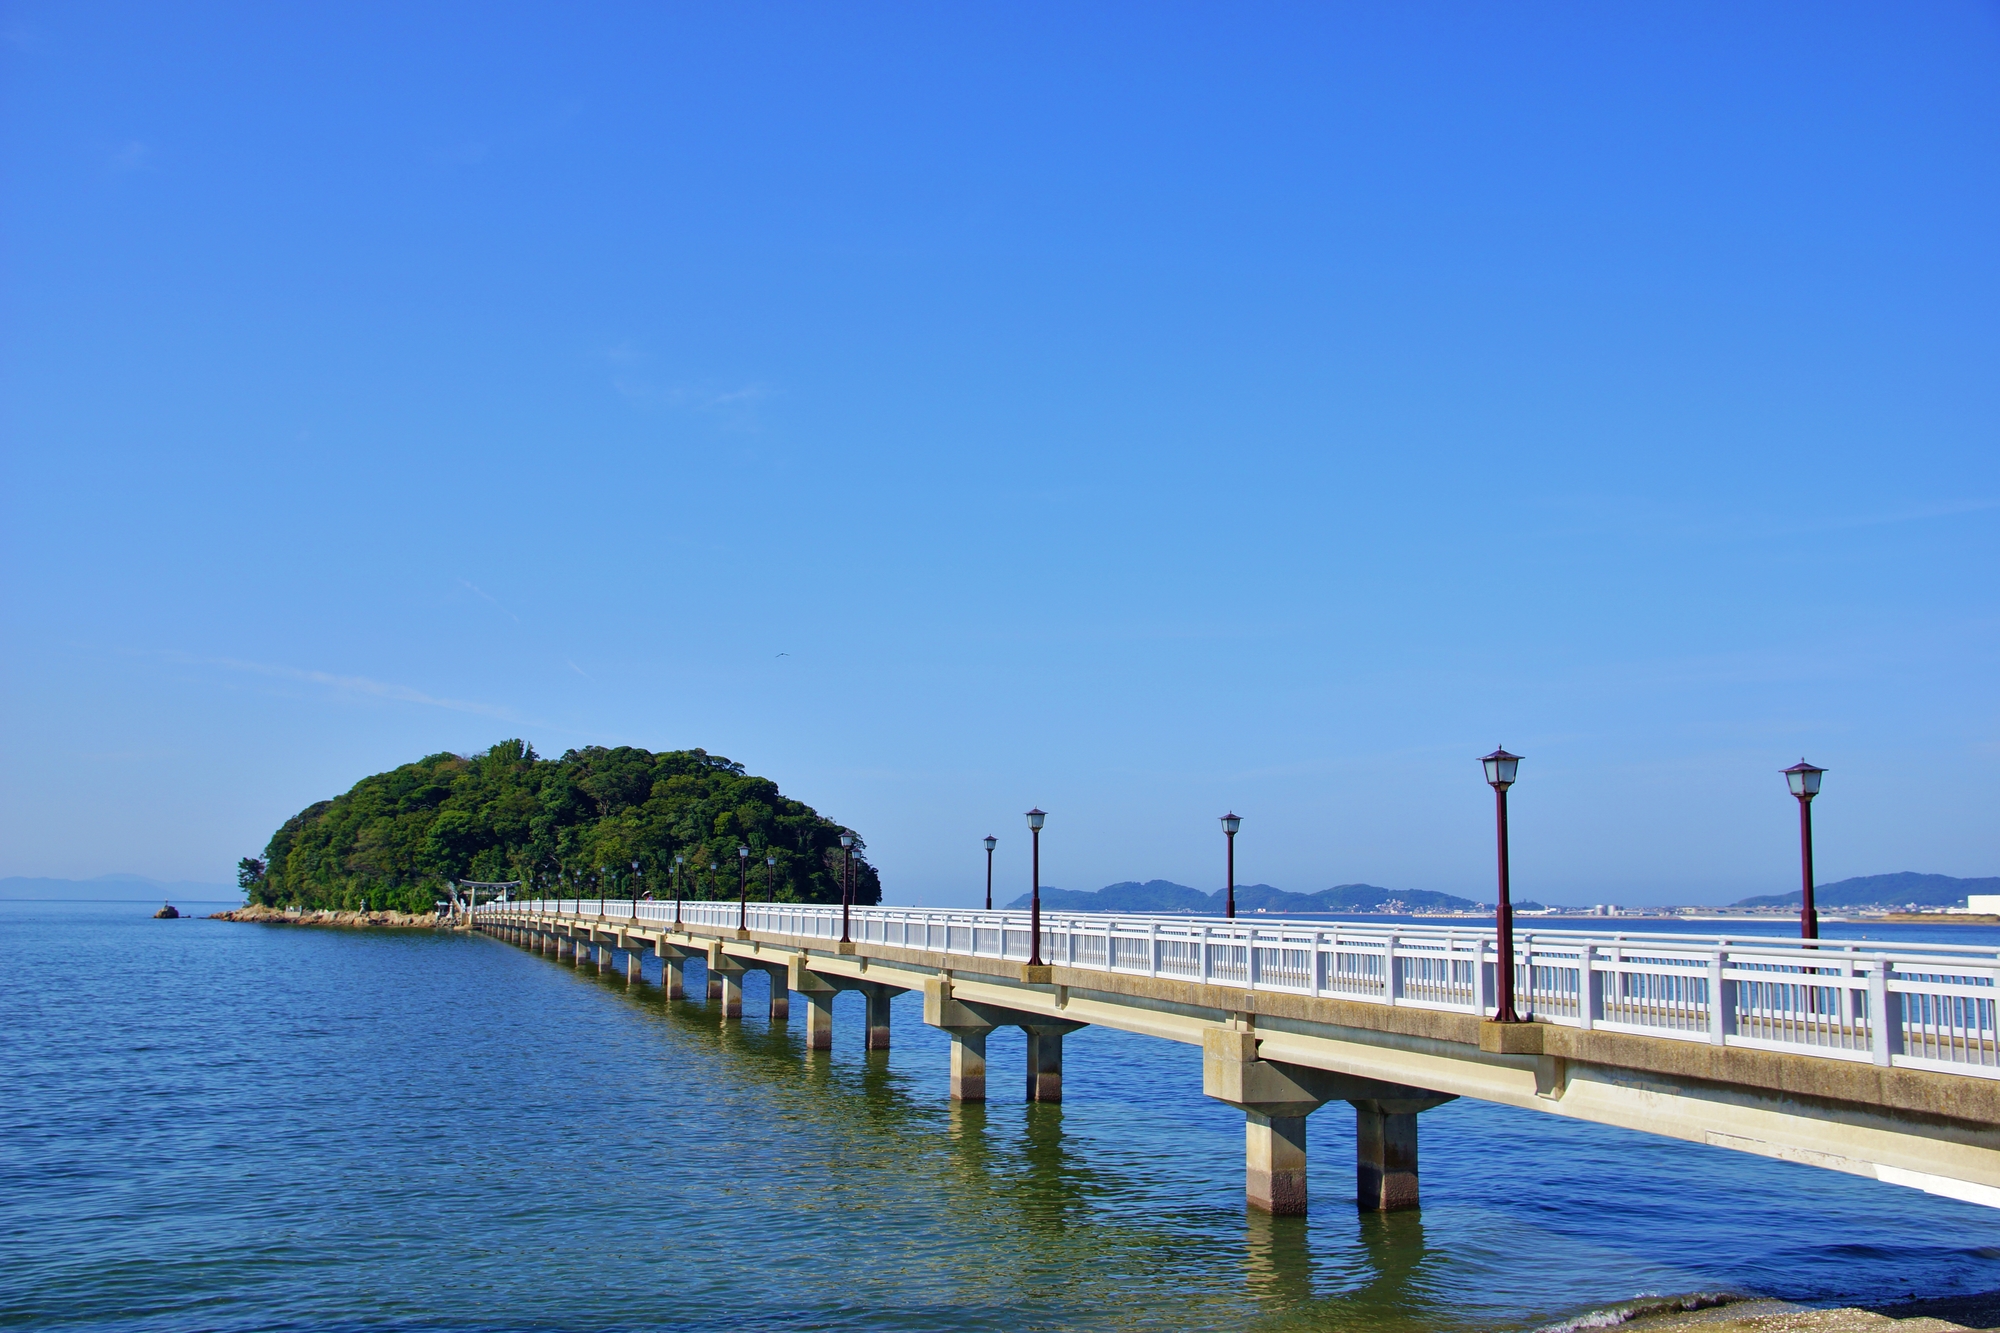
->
[4,902,2000,1333]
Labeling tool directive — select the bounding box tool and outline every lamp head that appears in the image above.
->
[675,854,685,866]
[840,832,855,850]
[983,836,997,853]
[1783,759,1825,800]
[1220,812,1241,835]
[1026,808,1046,832]
[1480,748,1523,790]
[767,855,776,867]
[738,845,749,860]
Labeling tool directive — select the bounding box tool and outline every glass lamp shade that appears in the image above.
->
[1783,760,1825,799]
[840,833,855,849]
[1026,808,1047,831]
[983,837,997,852]
[1221,813,1241,835]
[675,855,685,866]
[1480,748,1523,789]
[631,861,640,872]
[738,846,750,859]
[767,856,777,867]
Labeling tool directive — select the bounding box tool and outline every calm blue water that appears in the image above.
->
[5,901,2000,1333]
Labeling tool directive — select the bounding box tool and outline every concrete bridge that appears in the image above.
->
[475,898,2000,1216]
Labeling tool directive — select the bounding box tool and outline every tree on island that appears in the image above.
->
[244,740,880,915]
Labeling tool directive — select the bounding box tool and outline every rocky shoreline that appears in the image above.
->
[1604,1292,2000,1332]
[209,904,442,929]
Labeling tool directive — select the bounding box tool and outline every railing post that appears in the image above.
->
[1707,949,1728,1045]
[1579,944,1597,1031]
[1248,932,1261,990]
[1385,934,1400,1005]
[1201,927,1213,984]
[1474,936,1490,1017]
[1868,964,1900,1066]
[1149,920,1160,976]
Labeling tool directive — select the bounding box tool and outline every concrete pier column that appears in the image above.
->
[656,944,687,999]
[863,985,894,1050]
[1352,1099,1430,1212]
[596,944,613,973]
[949,1030,988,1102]
[720,970,744,1019]
[766,968,790,1022]
[624,950,643,984]
[804,993,836,1048]
[1245,1112,1312,1214]
[556,936,573,961]
[1024,1027,1065,1102]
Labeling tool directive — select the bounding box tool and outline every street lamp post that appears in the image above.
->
[631,860,641,906]
[1026,809,1046,967]
[674,854,685,927]
[1220,813,1241,918]
[983,836,997,911]
[737,845,750,931]
[839,833,855,944]
[1784,760,1826,940]
[597,866,607,919]
[1480,748,1524,1024]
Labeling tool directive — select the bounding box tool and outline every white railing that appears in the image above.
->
[479,899,2000,1081]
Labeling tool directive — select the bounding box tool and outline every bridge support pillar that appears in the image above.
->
[790,958,838,1048]
[624,950,643,984]
[656,942,688,1000]
[556,936,573,961]
[924,979,1086,1102]
[1024,1025,1075,1102]
[720,970,744,1019]
[1245,1111,1311,1215]
[805,993,836,1048]
[949,1030,987,1101]
[1203,1028,1455,1215]
[864,984,894,1049]
[767,971,790,1022]
[1354,1101,1423,1212]
[596,944,614,974]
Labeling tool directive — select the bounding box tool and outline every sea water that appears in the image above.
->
[4,901,1999,1332]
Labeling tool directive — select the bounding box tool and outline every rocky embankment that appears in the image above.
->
[209,904,441,929]
[1614,1294,2000,1332]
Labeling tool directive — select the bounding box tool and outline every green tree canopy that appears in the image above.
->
[249,740,881,914]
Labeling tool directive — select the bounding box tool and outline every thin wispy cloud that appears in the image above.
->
[157,651,524,722]
[457,578,521,624]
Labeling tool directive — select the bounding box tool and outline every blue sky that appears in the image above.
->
[3,2,1996,905]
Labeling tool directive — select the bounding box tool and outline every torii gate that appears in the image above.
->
[449,879,521,927]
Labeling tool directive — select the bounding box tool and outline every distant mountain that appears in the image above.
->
[1733,872,2000,910]
[1007,879,1481,914]
[0,874,237,902]
[1017,880,1213,913]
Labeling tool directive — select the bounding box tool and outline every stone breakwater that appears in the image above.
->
[209,904,441,929]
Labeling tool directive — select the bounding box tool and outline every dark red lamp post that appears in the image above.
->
[1480,747,1523,1024]
[839,833,855,944]
[1783,760,1825,940]
[1026,809,1046,966]
[983,836,997,911]
[673,854,685,926]
[737,845,750,931]
[1220,813,1241,918]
